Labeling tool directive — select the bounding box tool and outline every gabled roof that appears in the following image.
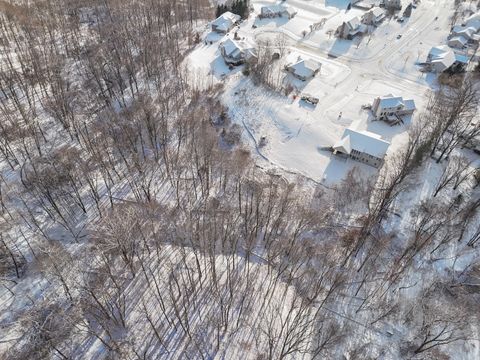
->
[287,58,322,78]
[372,7,385,18]
[428,45,456,71]
[261,4,296,16]
[428,45,451,59]
[428,45,456,66]
[465,13,480,24]
[347,16,361,30]
[465,13,480,31]
[403,99,416,112]
[334,128,390,158]
[377,94,404,109]
[220,38,243,57]
[454,53,469,64]
[449,35,469,46]
[220,38,256,61]
[431,56,456,72]
[212,11,240,32]
[285,7,297,16]
[333,135,351,155]
[452,25,477,39]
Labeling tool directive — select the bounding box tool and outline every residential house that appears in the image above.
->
[336,17,367,39]
[260,5,297,19]
[362,7,385,26]
[464,13,480,31]
[333,128,390,168]
[211,11,241,34]
[451,25,480,42]
[371,94,416,123]
[448,35,469,49]
[454,53,469,70]
[286,58,322,81]
[427,45,467,73]
[219,38,256,66]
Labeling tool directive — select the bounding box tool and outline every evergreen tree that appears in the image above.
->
[231,0,249,19]
[216,4,228,17]
[216,0,250,19]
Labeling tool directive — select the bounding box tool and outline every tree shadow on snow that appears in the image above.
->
[210,56,243,80]
[328,38,353,57]
[284,73,315,92]
[365,115,411,142]
[321,154,376,185]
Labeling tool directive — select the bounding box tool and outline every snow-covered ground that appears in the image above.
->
[185,0,470,184]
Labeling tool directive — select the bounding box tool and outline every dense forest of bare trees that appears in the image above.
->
[0,0,479,359]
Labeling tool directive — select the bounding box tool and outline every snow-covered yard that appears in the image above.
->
[186,0,456,183]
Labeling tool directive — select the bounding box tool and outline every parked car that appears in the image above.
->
[301,94,319,105]
[396,34,402,39]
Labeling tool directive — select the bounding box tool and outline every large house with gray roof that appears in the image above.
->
[286,58,322,81]
[371,94,416,124]
[336,17,367,39]
[219,38,256,66]
[211,12,240,34]
[333,128,390,168]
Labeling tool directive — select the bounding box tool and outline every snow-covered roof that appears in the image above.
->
[465,12,480,24]
[334,128,390,158]
[212,11,240,32]
[220,38,256,61]
[428,45,451,59]
[427,45,458,71]
[454,53,469,64]
[220,38,242,57]
[464,13,480,31]
[374,94,416,113]
[469,20,480,32]
[287,58,321,78]
[347,16,361,30]
[448,35,468,47]
[428,45,456,71]
[261,4,296,16]
[333,135,351,155]
[403,99,416,112]
[371,7,385,18]
[452,25,477,40]
[378,95,404,109]
[431,56,456,72]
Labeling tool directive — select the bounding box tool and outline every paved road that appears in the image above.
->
[255,0,451,98]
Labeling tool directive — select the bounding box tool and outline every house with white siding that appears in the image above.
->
[333,128,390,168]
[362,8,385,26]
[371,94,416,123]
[336,17,367,39]
[219,38,256,66]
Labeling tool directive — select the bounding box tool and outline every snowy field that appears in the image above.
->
[185,0,471,184]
